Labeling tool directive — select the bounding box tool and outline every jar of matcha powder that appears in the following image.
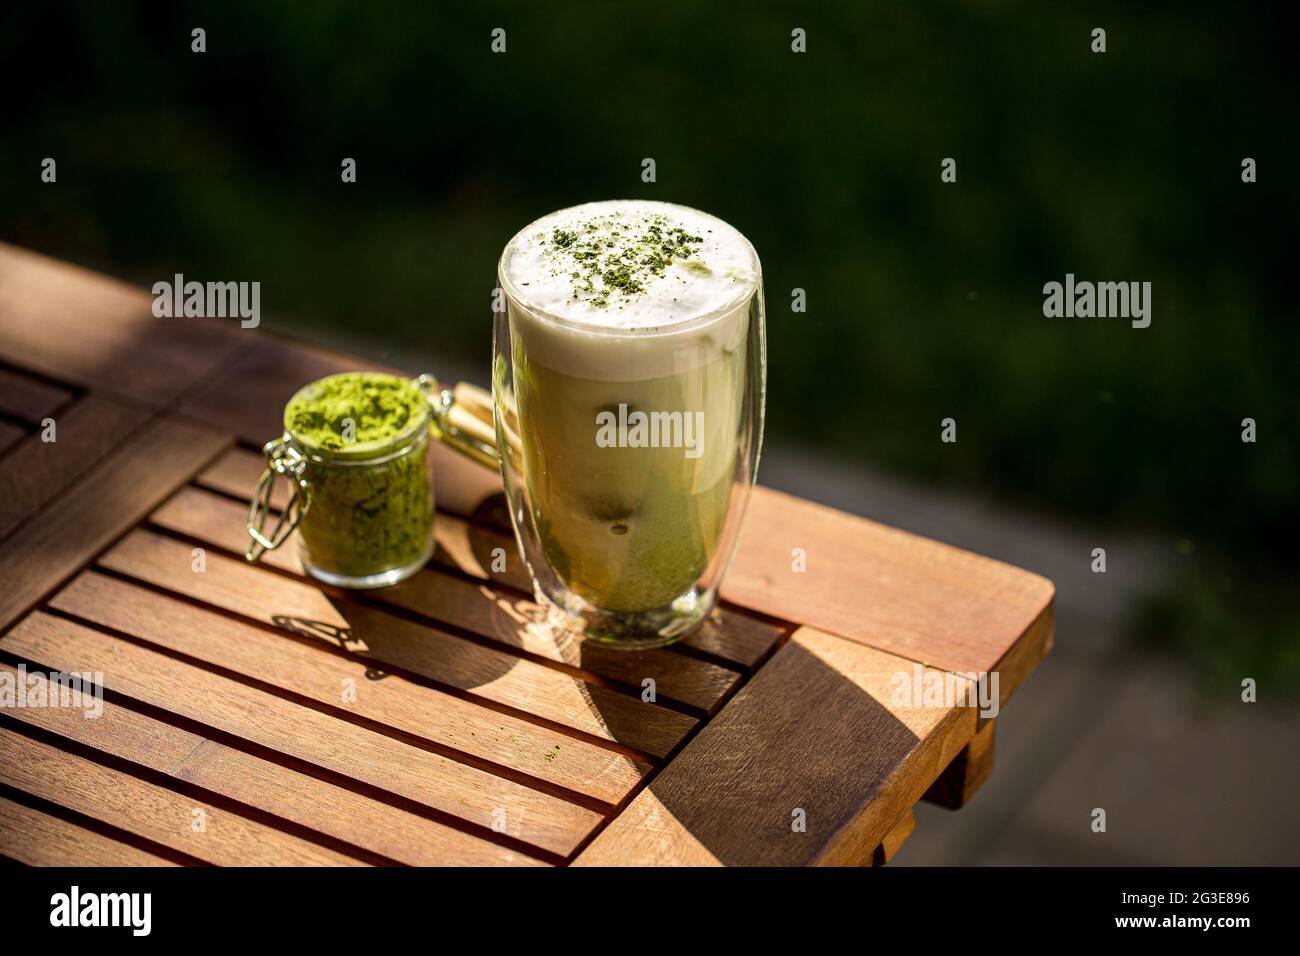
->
[246,371,436,588]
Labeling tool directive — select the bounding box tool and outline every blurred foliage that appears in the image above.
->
[2,2,1297,682]
[1131,564,1300,698]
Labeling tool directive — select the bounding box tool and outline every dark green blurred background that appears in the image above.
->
[3,2,1297,688]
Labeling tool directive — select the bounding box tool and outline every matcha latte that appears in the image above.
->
[495,200,765,648]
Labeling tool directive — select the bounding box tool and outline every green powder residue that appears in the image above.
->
[283,372,435,580]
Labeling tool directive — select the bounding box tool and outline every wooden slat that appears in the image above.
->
[197,445,293,509]
[0,421,24,455]
[0,394,151,539]
[198,447,782,669]
[101,528,698,759]
[679,608,784,670]
[0,415,230,630]
[871,809,916,865]
[412,512,782,674]
[0,367,71,423]
[0,794,178,867]
[322,547,739,712]
[0,726,359,866]
[181,337,401,450]
[575,628,977,866]
[0,243,245,406]
[0,663,542,866]
[981,601,1054,713]
[433,509,532,590]
[51,571,650,806]
[923,718,996,809]
[724,486,1055,699]
[156,481,762,706]
[388,566,741,712]
[4,612,601,857]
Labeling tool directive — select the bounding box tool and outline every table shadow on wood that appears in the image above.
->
[576,629,971,866]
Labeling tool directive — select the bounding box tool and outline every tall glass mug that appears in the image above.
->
[493,200,765,649]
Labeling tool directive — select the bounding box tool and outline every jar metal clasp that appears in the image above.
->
[245,435,312,562]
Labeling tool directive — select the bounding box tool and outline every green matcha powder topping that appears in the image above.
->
[542,212,705,309]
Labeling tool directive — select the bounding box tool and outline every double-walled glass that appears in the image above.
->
[493,213,766,649]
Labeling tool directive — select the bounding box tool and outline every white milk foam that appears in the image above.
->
[500,201,759,381]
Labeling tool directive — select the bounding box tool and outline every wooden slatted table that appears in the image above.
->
[0,243,1054,866]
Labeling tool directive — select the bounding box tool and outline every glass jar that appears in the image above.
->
[245,372,437,589]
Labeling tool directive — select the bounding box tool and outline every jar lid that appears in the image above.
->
[283,371,429,462]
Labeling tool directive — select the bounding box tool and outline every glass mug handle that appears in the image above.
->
[416,373,501,470]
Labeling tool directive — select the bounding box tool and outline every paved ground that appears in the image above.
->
[762,444,1300,866]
